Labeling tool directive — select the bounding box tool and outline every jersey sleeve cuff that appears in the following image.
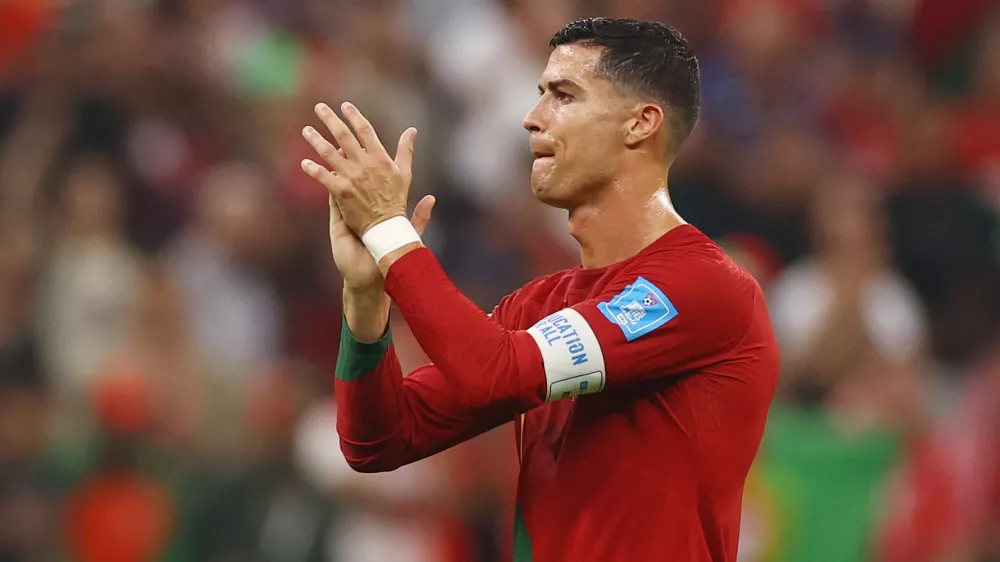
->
[383,246,435,293]
[336,316,393,382]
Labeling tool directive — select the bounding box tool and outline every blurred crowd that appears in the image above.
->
[1,0,999,561]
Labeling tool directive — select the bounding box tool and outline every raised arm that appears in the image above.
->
[300,102,539,473]
[335,286,527,472]
[378,245,761,405]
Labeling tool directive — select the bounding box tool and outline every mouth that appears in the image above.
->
[530,140,555,160]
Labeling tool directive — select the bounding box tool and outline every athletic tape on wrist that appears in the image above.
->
[361,216,422,263]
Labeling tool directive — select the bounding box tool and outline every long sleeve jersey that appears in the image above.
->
[335,224,780,562]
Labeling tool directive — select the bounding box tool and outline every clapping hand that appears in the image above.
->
[301,102,419,237]
[302,102,434,292]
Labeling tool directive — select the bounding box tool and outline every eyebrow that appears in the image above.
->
[538,79,581,94]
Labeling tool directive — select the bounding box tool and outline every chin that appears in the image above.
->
[530,182,572,209]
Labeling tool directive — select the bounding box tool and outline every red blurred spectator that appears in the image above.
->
[63,374,175,562]
[912,0,995,69]
[92,372,152,436]
[63,470,175,562]
[880,344,1000,561]
[0,0,55,74]
[953,19,1000,202]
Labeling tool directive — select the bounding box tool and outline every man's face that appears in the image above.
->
[523,44,631,207]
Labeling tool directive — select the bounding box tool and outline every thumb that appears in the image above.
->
[411,194,436,236]
[394,127,417,178]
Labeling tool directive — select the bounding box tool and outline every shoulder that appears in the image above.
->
[489,268,577,327]
[516,268,577,298]
[630,232,760,306]
[609,233,763,342]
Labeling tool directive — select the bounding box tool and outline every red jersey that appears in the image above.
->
[335,225,779,562]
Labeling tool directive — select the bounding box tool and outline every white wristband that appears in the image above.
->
[361,216,422,263]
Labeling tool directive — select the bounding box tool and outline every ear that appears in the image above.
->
[623,103,666,149]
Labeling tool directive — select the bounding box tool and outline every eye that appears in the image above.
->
[553,90,573,102]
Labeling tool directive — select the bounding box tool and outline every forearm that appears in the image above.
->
[342,284,391,343]
[380,246,546,410]
[335,318,409,471]
[337,278,518,471]
[335,319,514,472]
[337,286,403,462]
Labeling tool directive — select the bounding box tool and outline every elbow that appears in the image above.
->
[345,457,399,474]
[339,438,404,474]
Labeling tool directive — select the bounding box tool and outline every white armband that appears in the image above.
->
[526,308,606,402]
[361,216,422,263]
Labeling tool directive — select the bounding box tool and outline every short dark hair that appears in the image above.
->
[550,18,701,154]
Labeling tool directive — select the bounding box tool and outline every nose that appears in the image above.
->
[523,99,544,133]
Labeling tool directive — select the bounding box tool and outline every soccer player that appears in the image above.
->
[300,17,779,562]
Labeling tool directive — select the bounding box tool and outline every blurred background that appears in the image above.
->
[1,0,999,561]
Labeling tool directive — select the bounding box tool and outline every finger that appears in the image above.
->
[328,194,355,239]
[314,103,364,160]
[302,126,351,173]
[394,127,418,178]
[411,195,436,236]
[301,159,355,200]
[341,102,390,161]
[328,194,343,225]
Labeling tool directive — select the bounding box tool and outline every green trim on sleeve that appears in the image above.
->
[513,503,533,562]
[335,318,393,382]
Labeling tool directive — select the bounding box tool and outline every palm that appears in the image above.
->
[328,194,435,290]
[329,197,380,289]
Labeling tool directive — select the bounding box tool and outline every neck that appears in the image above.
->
[568,172,686,269]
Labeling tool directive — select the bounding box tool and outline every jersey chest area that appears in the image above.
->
[513,382,674,466]
[513,358,703,475]
[511,273,620,465]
